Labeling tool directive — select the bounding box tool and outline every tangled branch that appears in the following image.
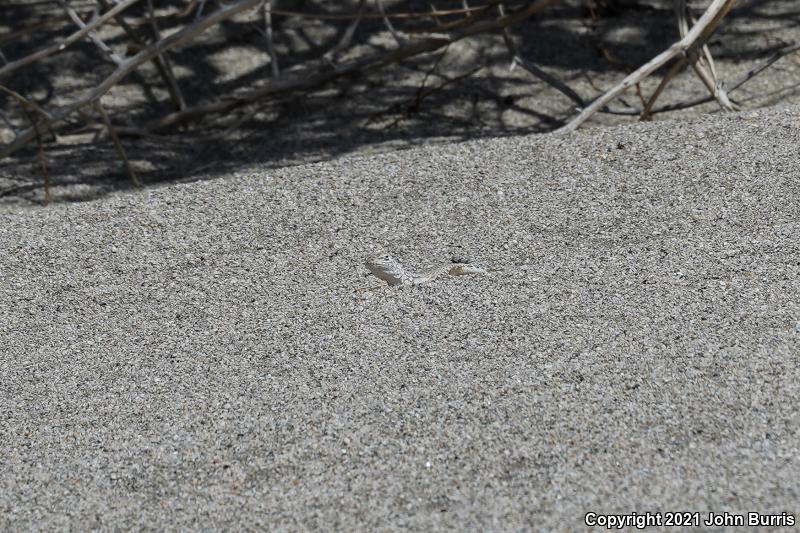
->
[1,0,797,200]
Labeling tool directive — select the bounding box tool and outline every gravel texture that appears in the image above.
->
[1,107,799,530]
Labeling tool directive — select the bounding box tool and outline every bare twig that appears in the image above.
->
[0,15,71,47]
[558,0,737,133]
[34,121,49,206]
[726,41,800,92]
[323,0,367,63]
[65,123,179,141]
[94,0,185,111]
[414,45,451,112]
[64,2,517,29]
[675,0,737,111]
[636,0,701,116]
[405,8,481,34]
[512,7,646,120]
[648,40,800,114]
[417,65,484,106]
[0,112,14,132]
[377,0,405,46]
[498,2,585,107]
[145,0,186,110]
[640,56,687,120]
[269,5,496,20]
[262,0,280,78]
[581,40,799,118]
[0,85,54,123]
[387,65,486,128]
[430,3,444,26]
[195,0,210,20]
[95,102,141,187]
[0,85,50,205]
[59,0,124,65]
[0,0,141,79]
[499,3,643,116]
[177,0,199,18]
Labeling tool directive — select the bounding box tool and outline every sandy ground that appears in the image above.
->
[2,103,799,529]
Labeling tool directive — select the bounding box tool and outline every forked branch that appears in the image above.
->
[558,0,737,133]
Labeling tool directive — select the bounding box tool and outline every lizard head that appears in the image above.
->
[364,254,407,286]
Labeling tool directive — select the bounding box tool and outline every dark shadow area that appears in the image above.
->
[2,0,800,207]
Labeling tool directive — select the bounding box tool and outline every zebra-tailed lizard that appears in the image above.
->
[363,254,497,288]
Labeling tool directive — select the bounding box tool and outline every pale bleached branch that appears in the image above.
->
[557,0,737,133]
[675,0,737,111]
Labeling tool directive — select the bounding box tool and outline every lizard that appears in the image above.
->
[363,254,495,287]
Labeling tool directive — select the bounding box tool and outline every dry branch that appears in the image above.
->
[0,85,50,204]
[262,0,280,78]
[674,0,736,111]
[498,3,584,107]
[59,0,124,65]
[93,0,185,111]
[640,56,687,120]
[144,0,186,110]
[95,101,141,187]
[376,0,405,46]
[557,0,737,133]
[323,0,367,63]
[0,16,71,47]
[648,40,800,114]
[269,5,498,20]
